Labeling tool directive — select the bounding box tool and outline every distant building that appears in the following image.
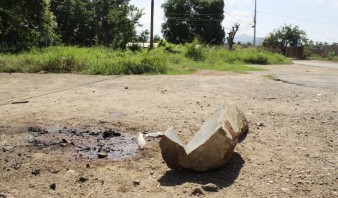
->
[126,42,159,48]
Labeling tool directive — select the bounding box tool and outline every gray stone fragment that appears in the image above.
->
[159,103,248,171]
[201,183,219,192]
[3,146,15,152]
[97,152,108,158]
[192,187,205,195]
[133,180,140,186]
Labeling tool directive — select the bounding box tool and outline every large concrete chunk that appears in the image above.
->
[159,103,248,171]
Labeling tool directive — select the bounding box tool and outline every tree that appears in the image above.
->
[190,0,225,44]
[50,0,142,48]
[226,23,239,50]
[0,0,58,52]
[137,30,149,43]
[51,0,95,46]
[93,0,143,49]
[153,35,161,43]
[263,24,307,54]
[162,0,225,44]
[162,0,194,44]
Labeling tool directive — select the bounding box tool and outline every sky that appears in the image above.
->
[130,0,338,43]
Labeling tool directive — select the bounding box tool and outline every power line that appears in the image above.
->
[257,10,338,26]
[166,13,224,16]
[224,10,252,25]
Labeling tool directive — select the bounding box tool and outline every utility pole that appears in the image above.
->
[150,0,154,49]
[253,0,257,46]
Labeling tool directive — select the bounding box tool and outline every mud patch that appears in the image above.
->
[27,126,139,161]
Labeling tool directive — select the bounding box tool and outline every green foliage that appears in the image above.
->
[51,0,143,48]
[302,48,315,60]
[50,0,96,46]
[0,0,143,52]
[162,0,225,44]
[0,0,59,52]
[263,24,308,54]
[158,39,167,47]
[304,48,338,62]
[0,45,291,75]
[137,30,150,43]
[185,40,205,61]
[328,51,336,57]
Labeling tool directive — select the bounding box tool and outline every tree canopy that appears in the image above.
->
[0,0,58,52]
[263,24,308,54]
[1,0,143,52]
[51,0,143,49]
[162,0,225,44]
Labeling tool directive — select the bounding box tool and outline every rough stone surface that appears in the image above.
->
[201,183,219,192]
[192,187,205,195]
[97,152,108,159]
[159,103,248,171]
[133,180,140,186]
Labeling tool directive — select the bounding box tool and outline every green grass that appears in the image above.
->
[0,44,291,75]
[303,48,338,62]
[306,55,338,63]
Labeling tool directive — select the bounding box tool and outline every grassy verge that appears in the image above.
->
[0,44,291,75]
[306,55,338,63]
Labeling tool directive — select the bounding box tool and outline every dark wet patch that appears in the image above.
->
[27,126,139,161]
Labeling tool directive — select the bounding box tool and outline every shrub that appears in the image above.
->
[243,54,269,65]
[0,45,291,75]
[185,40,205,61]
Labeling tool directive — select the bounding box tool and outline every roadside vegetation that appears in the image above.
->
[0,43,291,75]
[303,49,338,62]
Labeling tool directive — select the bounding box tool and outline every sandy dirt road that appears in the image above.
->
[0,62,337,197]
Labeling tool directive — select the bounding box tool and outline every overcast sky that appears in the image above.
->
[130,0,337,43]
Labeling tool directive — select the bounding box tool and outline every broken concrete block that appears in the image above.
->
[159,127,186,169]
[159,103,248,171]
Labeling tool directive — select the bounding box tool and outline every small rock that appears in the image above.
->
[50,183,56,190]
[86,164,90,168]
[3,146,15,152]
[150,171,154,175]
[97,152,108,158]
[60,143,67,147]
[201,183,219,192]
[256,122,264,127]
[0,192,15,198]
[125,87,129,90]
[281,187,290,193]
[103,129,121,138]
[133,180,140,186]
[145,132,163,138]
[192,187,205,195]
[78,177,88,183]
[103,130,113,138]
[49,169,59,174]
[137,133,146,149]
[10,162,20,170]
[31,169,41,176]
[297,180,305,184]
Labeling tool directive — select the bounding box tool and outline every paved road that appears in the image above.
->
[293,60,338,70]
[263,61,338,92]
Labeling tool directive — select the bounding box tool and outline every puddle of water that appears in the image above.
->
[27,126,139,161]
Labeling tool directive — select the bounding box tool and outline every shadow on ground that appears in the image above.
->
[157,152,244,188]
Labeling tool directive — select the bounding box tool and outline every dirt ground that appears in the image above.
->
[0,62,337,197]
